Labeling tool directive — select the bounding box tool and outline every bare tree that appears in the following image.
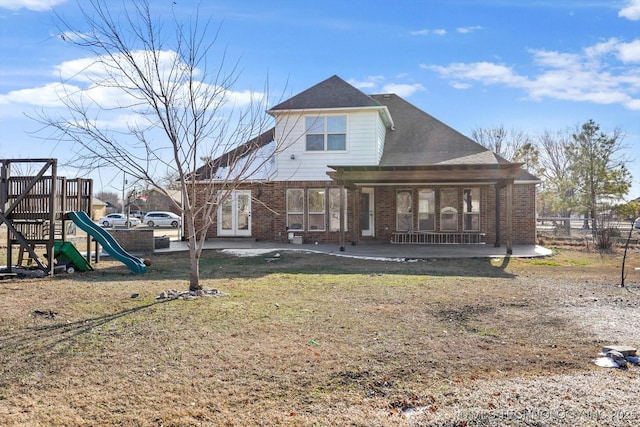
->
[537,129,574,232]
[95,190,121,210]
[159,170,182,191]
[471,125,538,171]
[35,0,282,290]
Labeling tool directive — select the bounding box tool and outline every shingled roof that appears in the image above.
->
[200,76,539,184]
[371,94,510,167]
[192,128,275,180]
[269,75,383,111]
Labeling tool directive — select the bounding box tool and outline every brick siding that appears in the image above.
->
[107,228,154,255]
[190,181,537,245]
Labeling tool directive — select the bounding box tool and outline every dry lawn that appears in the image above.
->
[1,247,639,426]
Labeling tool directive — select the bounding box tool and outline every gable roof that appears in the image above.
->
[371,94,509,167]
[269,75,382,111]
[197,76,541,185]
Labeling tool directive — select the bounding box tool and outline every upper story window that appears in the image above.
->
[305,116,346,151]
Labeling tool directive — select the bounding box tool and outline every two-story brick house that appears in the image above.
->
[196,75,540,253]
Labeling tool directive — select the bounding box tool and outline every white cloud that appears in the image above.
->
[381,83,425,97]
[0,0,66,11]
[410,28,446,36]
[54,50,185,85]
[92,113,154,131]
[617,39,640,63]
[1,48,264,115]
[348,75,384,89]
[625,98,640,110]
[0,82,78,107]
[619,0,640,20]
[423,62,528,87]
[224,88,266,108]
[584,38,620,60]
[349,76,425,98]
[456,25,483,34]
[452,82,471,90]
[531,50,582,69]
[423,39,640,111]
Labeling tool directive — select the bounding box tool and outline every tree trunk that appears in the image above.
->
[189,241,201,291]
[184,211,202,291]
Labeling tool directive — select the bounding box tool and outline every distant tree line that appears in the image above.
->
[473,120,635,249]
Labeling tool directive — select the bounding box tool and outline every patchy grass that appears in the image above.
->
[0,248,639,426]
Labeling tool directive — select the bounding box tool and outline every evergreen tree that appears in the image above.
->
[567,120,631,243]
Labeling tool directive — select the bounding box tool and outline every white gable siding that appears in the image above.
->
[272,109,385,181]
[376,114,386,163]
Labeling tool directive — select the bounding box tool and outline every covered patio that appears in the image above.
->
[327,162,527,254]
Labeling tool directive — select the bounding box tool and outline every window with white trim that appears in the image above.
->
[308,189,326,231]
[328,188,348,232]
[305,116,347,151]
[440,188,458,231]
[286,189,304,230]
[396,190,413,231]
[463,188,480,231]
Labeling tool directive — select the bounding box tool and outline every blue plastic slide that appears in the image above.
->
[67,211,147,274]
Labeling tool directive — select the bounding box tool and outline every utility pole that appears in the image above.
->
[122,173,127,214]
[122,173,130,228]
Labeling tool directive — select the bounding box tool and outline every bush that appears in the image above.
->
[595,227,617,249]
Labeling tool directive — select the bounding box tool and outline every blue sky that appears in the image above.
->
[0,0,639,197]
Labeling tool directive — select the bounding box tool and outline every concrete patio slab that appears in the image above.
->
[154,239,553,261]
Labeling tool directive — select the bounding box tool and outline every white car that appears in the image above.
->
[98,213,141,228]
[143,211,182,228]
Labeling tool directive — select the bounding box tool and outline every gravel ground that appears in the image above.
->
[401,276,640,427]
[403,369,639,426]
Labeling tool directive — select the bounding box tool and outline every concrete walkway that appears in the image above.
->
[155,238,553,261]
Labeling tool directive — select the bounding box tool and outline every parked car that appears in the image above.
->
[129,210,145,219]
[98,213,141,228]
[143,211,182,228]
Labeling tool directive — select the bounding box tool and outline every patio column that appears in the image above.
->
[506,179,513,255]
[494,180,505,247]
[339,182,346,251]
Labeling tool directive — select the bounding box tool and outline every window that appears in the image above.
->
[308,189,326,231]
[286,189,304,230]
[463,188,480,231]
[305,116,346,151]
[418,189,435,231]
[440,188,458,231]
[328,188,348,232]
[396,190,413,231]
